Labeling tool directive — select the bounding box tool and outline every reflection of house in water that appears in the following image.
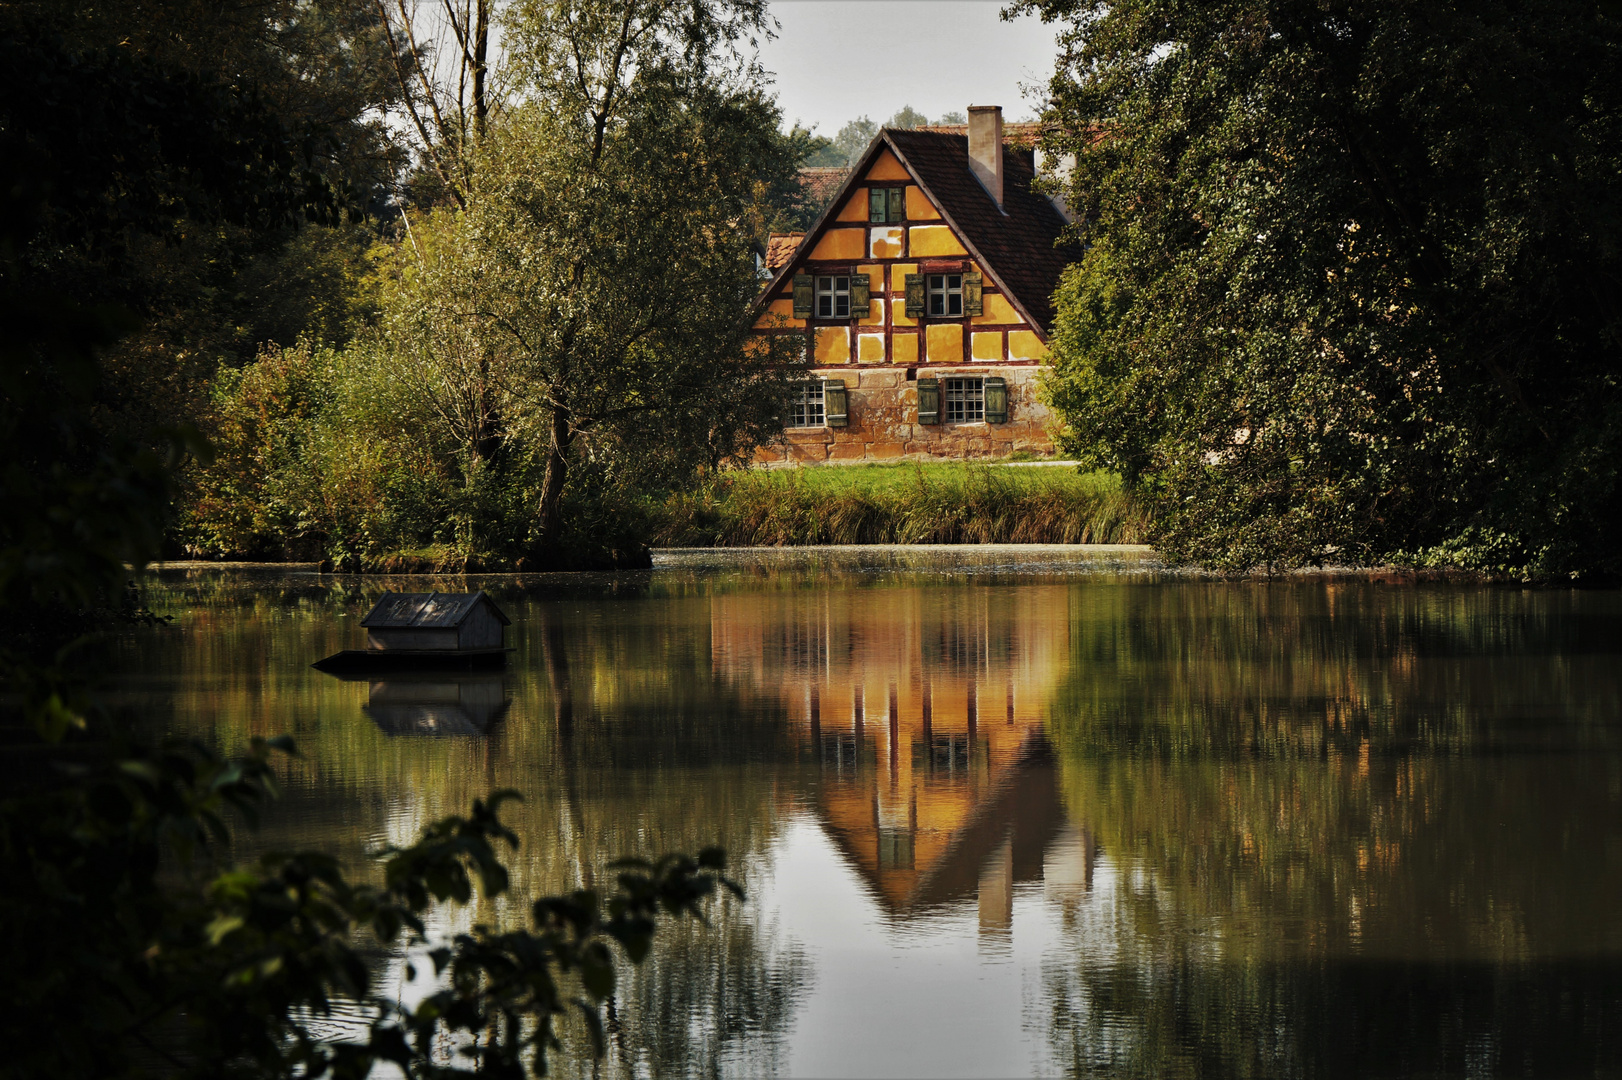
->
[711,585,1090,923]
[362,673,511,736]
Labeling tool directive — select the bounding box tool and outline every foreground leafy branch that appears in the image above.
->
[0,728,739,1079]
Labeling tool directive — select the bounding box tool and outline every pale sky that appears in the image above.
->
[756,1,1062,139]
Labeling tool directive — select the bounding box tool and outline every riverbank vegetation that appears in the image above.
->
[651,463,1149,546]
[1022,0,1622,579]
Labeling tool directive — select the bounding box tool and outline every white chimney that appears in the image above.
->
[967,105,1004,212]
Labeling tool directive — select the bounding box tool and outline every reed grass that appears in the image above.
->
[650,463,1149,547]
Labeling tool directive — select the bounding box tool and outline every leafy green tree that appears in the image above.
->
[798,128,848,168]
[763,123,838,228]
[1,0,403,449]
[444,0,805,559]
[831,115,879,165]
[885,105,930,129]
[1020,0,1622,576]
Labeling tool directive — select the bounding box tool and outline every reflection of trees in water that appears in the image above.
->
[1034,582,1622,1075]
[1031,955,1622,1078]
[549,903,810,1080]
[1047,582,1622,958]
[121,573,815,1070]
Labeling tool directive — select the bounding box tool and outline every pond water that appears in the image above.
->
[116,549,1622,1078]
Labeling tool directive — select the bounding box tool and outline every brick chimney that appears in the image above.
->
[967,105,1004,212]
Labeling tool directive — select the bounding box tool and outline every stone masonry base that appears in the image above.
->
[753,365,1056,465]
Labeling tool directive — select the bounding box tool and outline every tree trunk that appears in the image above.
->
[537,402,571,546]
[472,0,489,139]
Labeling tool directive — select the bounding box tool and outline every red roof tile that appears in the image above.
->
[766,232,804,271]
[798,166,849,211]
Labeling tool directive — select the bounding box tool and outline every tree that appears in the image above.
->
[1,0,404,445]
[376,0,504,208]
[439,0,805,561]
[1020,0,1622,576]
[831,115,879,165]
[885,104,930,129]
[1,39,740,1070]
[799,128,847,168]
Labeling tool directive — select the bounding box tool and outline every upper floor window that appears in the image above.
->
[869,187,905,224]
[927,273,963,316]
[815,275,850,318]
[943,377,984,423]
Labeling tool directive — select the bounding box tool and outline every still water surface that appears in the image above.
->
[117,548,1622,1078]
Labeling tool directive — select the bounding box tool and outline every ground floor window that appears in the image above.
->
[815,275,850,318]
[789,381,826,427]
[943,376,984,422]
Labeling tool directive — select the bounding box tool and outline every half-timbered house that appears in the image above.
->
[751,106,1074,463]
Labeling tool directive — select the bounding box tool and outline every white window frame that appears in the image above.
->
[788,381,826,427]
[815,275,851,319]
[943,376,985,423]
[927,273,963,317]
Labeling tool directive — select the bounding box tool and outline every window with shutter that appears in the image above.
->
[788,382,825,427]
[815,275,851,319]
[850,272,870,318]
[823,379,849,428]
[868,187,905,224]
[927,274,963,316]
[943,377,984,422]
[792,273,813,319]
[904,274,925,318]
[984,376,1008,423]
[964,272,984,317]
[917,377,940,425]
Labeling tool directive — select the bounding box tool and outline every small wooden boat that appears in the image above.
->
[313,590,512,673]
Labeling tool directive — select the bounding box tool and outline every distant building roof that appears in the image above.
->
[798,166,849,210]
[361,591,511,629]
[912,121,1045,146]
[766,232,804,271]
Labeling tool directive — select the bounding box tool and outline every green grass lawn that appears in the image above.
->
[650,461,1147,546]
[740,460,1119,496]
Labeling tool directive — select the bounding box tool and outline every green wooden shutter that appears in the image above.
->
[984,376,1008,423]
[793,273,813,318]
[868,189,885,223]
[823,379,848,427]
[850,272,871,318]
[964,272,984,317]
[888,187,904,223]
[905,274,925,318]
[917,377,940,425]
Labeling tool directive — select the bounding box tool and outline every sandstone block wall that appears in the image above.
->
[755,365,1055,465]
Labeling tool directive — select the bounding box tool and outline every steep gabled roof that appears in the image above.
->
[755,129,1074,336]
[886,129,1072,333]
[361,591,511,629]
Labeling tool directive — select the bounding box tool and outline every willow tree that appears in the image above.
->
[446,0,803,561]
[1023,0,1622,576]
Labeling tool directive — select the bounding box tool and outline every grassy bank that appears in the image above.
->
[649,462,1150,547]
